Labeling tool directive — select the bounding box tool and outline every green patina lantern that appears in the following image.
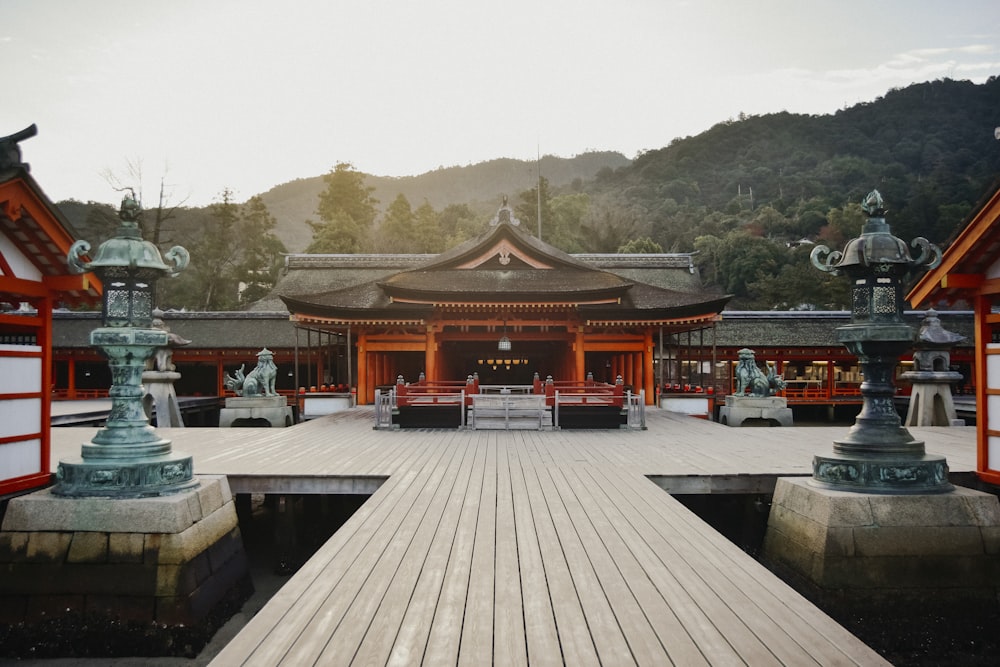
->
[810,189,950,493]
[56,192,196,497]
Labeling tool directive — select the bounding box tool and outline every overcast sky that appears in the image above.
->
[3,0,999,208]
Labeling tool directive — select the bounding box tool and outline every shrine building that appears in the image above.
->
[276,200,731,405]
[908,179,1000,485]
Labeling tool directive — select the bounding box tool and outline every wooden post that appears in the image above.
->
[425,327,437,380]
[644,329,654,405]
[357,332,369,405]
[575,328,585,382]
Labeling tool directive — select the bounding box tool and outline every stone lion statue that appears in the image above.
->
[734,348,785,397]
[224,347,278,397]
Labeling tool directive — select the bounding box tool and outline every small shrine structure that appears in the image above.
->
[900,310,965,426]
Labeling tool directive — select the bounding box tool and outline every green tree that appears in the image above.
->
[744,246,852,310]
[235,195,287,306]
[413,200,444,253]
[172,188,242,310]
[577,202,640,252]
[818,202,865,247]
[379,194,416,252]
[438,203,480,246]
[694,230,787,298]
[306,162,378,253]
[516,176,553,239]
[617,237,664,253]
[163,190,286,310]
[548,193,590,252]
[306,209,365,253]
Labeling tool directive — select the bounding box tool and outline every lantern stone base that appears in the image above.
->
[219,396,293,428]
[718,395,793,427]
[902,371,965,427]
[0,475,252,631]
[143,370,184,427]
[762,477,1000,614]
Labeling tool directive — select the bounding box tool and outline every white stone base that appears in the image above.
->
[220,395,293,427]
[719,394,793,426]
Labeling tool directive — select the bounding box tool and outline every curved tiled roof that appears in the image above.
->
[279,211,731,323]
[380,268,631,303]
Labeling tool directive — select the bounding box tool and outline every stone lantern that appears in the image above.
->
[809,189,949,493]
[56,192,195,497]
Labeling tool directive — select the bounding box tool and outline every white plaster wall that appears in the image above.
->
[0,353,41,393]
[990,344,1000,473]
[0,438,41,478]
[0,398,41,439]
[0,233,42,281]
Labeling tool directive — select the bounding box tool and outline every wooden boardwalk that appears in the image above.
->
[51,409,978,666]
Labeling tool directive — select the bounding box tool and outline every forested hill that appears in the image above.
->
[257,152,631,252]
[55,77,1000,311]
[598,77,1000,250]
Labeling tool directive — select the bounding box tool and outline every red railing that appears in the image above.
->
[395,375,479,407]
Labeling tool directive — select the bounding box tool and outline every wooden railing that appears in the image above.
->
[379,374,641,429]
[535,374,625,408]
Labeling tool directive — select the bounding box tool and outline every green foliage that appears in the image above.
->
[235,196,286,307]
[515,176,553,238]
[413,200,445,253]
[817,202,866,247]
[378,194,416,252]
[306,162,378,252]
[438,203,480,246]
[617,237,664,253]
[56,78,1000,311]
[694,230,786,298]
[547,193,591,252]
[576,201,641,252]
[744,246,851,310]
[162,190,286,310]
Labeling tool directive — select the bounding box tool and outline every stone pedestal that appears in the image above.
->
[0,475,252,629]
[219,395,293,428]
[143,369,184,427]
[762,477,1000,612]
[902,369,965,427]
[718,394,793,427]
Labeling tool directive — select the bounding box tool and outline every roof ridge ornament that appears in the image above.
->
[0,123,38,171]
[489,194,521,227]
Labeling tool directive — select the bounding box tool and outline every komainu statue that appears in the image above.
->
[224,347,278,397]
[734,348,785,397]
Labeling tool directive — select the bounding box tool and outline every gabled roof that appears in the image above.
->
[281,205,731,325]
[908,180,1000,307]
[0,126,101,307]
[377,216,633,303]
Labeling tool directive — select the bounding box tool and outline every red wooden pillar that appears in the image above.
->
[357,333,369,405]
[425,328,438,381]
[643,330,655,404]
[67,357,77,399]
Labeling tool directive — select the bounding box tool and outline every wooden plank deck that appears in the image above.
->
[50,408,978,666]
